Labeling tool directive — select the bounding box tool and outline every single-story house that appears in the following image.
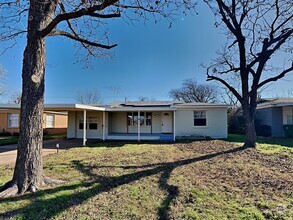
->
[0,104,68,135]
[43,101,230,144]
[256,98,293,137]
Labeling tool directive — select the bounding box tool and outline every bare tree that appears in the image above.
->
[169,78,218,103]
[204,0,293,148]
[138,96,149,101]
[0,0,196,197]
[75,89,102,104]
[0,66,6,100]
[10,91,22,104]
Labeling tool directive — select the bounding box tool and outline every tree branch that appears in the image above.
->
[206,68,242,102]
[39,0,119,38]
[257,63,293,89]
[48,30,117,49]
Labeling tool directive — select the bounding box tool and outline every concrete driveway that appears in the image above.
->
[0,138,95,166]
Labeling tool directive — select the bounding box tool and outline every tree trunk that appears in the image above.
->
[242,103,257,148]
[1,0,57,195]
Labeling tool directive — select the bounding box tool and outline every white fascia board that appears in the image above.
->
[44,104,106,111]
[176,105,230,110]
[75,104,106,111]
[257,102,293,109]
[0,104,20,109]
[105,107,177,112]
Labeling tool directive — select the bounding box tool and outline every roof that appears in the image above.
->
[109,101,182,107]
[0,101,230,112]
[257,98,293,109]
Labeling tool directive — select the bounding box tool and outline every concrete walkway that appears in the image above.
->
[0,138,93,166]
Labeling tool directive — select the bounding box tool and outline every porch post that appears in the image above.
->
[83,110,87,146]
[102,111,106,141]
[138,111,140,142]
[173,111,176,141]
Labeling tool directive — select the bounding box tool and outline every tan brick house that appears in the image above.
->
[0,104,67,135]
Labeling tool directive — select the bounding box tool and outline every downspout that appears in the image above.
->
[102,111,106,141]
[138,111,140,142]
[83,110,87,146]
[173,111,176,141]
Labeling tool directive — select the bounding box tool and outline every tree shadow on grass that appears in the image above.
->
[0,145,246,220]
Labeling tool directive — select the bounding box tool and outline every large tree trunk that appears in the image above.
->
[0,1,57,197]
[242,100,257,148]
[13,1,47,194]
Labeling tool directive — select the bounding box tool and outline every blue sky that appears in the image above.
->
[0,2,292,104]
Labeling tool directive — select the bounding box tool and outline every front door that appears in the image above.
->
[162,112,172,133]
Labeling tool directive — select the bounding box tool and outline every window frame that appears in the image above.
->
[8,113,19,128]
[46,114,55,128]
[78,116,98,130]
[127,112,152,126]
[193,111,207,127]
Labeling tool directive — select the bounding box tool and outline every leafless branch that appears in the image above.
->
[48,30,117,49]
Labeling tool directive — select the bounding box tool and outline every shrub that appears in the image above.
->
[0,129,12,136]
[256,125,271,137]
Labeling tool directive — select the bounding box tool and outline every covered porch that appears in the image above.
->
[106,133,174,141]
[66,107,177,145]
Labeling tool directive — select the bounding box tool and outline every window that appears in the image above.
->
[8,113,19,128]
[127,112,133,126]
[194,111,207,126]
[146,112,152,125]
[287,115,293,124]
[133,112,138,126]
[127,112,152,126]
[88,116,98,129]
[46,115,54,128]
[79,116,98,130]
[79,117,86,129]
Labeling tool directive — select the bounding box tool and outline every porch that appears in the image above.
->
[106,133,174,141]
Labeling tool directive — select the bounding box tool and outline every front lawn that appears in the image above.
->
[0,140,292,219]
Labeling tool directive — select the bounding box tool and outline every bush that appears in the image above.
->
[283,125,293,138]
[0,129,12,136]
[256,125,271,137]
[228,114,246,134]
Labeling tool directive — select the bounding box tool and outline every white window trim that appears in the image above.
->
[46,115,55,128]
[127,112,152,127]
[78,116,98,130]
[8,113,19,128]
[193,110,208,128]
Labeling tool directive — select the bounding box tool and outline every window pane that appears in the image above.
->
[79,123,84,129]
[46,115,54,128]
[89,123,98,129]
[146,112,152,126]
[127,112,133,126]
[288,115,293,124]
[88,116,98,130]
[140,113,145,126]
[8,114,19,128]
[194,118,206,126]
[133,112,138,126]
[79,117,87,129]
[194,111,207,126]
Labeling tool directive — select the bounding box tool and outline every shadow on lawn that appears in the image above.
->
[0,145,246,220]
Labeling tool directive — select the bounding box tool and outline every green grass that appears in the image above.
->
[0,134,66,146]
[226,134,293,155]
[0,140,292,219]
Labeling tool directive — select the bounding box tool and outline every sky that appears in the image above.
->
[0,2,292,104]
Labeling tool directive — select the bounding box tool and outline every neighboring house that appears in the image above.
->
[44,101,229,144]
[256,98,293,137]
[0,104,68,135]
